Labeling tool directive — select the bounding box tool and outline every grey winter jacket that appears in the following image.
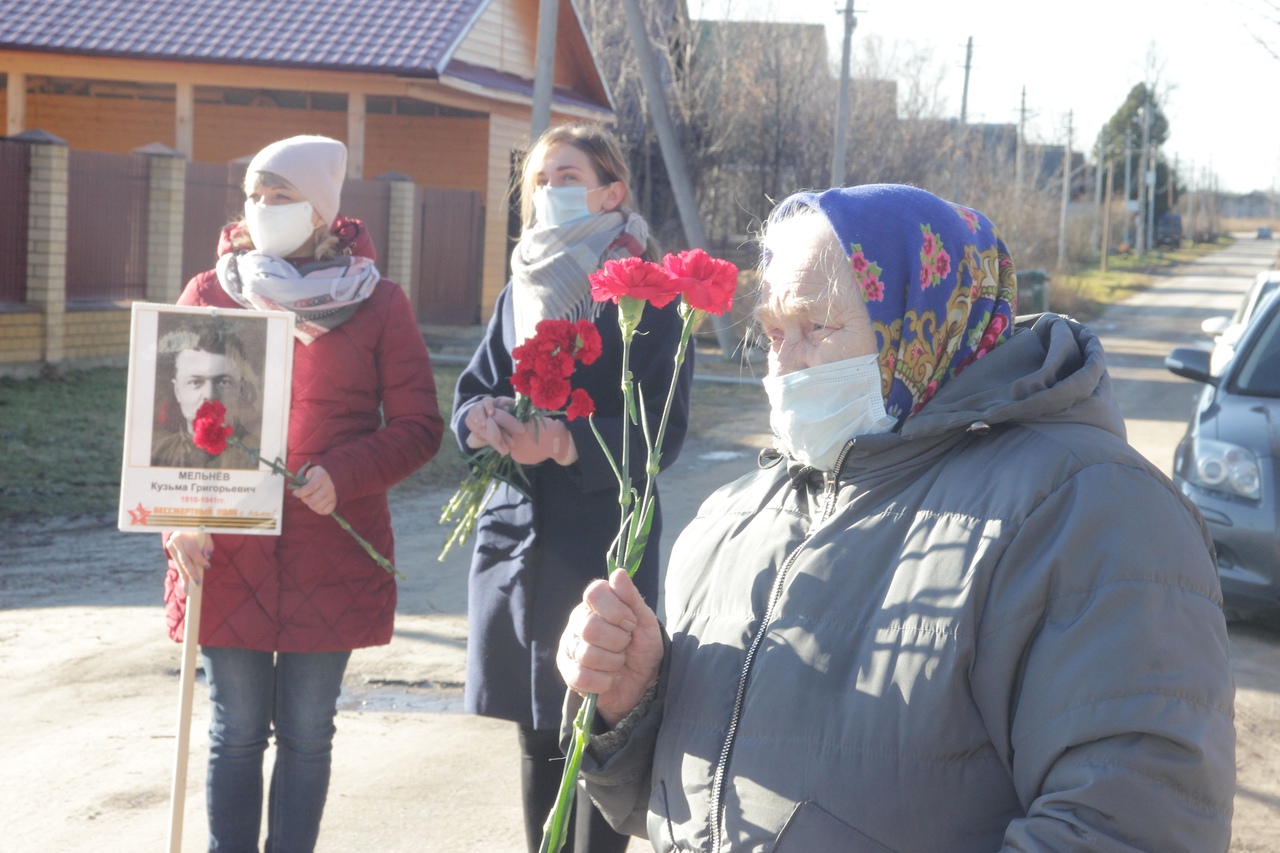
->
[568,314,1235,852]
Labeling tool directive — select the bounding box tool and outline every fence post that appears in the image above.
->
[136,143,188,303]
[15,130,69,366]
[378,172,417,317]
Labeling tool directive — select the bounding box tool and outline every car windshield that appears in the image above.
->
[1232,301,1280,397]
[1234,275,1280,324]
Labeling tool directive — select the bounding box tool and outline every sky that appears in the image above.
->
[693,0,1280,195]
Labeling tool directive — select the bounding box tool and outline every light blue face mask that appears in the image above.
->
[532,185,599,228]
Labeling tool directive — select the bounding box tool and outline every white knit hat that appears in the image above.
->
[244,135,347,226]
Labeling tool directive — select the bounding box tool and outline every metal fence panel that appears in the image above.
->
[416,187,483,325]
[0,141,31,304]
[183,161,245,286]
[342,178,391,266]
[66,150,149,302]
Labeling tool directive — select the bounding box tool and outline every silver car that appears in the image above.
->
[1166,290,1280,621]
[1199,269,1280,376]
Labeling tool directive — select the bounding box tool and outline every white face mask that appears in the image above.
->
[532,185,597,228]
[762,352,897,471]
[244,199,318,258]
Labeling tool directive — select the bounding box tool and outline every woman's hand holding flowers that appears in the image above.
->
[292,465,336,515]
[465,398,579,466]
[506,417,577,466]
[463,396,518,454]
[559,568,663,726]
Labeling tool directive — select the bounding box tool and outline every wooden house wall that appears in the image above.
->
[452,0,537,77]
[13,91,490,200]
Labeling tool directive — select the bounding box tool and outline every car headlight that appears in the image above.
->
[1186,438,1262,500]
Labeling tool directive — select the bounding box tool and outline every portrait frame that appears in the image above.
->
[118,302,295,535]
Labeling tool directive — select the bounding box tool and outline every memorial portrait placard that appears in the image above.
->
[118,303,294,535]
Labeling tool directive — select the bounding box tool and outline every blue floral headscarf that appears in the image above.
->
[773,184,1018,427]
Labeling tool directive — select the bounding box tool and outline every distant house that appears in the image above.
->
[0,0,614,359]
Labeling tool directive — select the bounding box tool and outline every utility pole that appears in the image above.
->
[1146,129,1157,252]
[530,0,558,138]
[1136,104,1150,256]
[960,36,973,125]
[1014,87,1026,198]
[1101,158,1114,272]
[1123,127,1133,222]
[619,0,737,357]
[830,0,858,187]
[1187,160,1197,243]
[1091,139,1104,256]
[1057,111,1072,271]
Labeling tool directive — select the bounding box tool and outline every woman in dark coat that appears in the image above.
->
[164,135,442,853]
[451,124,692,853]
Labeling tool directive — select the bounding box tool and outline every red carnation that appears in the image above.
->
[566,388,595,420]
[573,320,603,365]
[511,362,538,398]
[663,249,737,316]
[529,374,572,412]
[192,400,234,455]
[589,257,684,308]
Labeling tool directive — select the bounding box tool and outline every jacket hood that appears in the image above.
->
[215,215,376,262]
[901,313,1124,439]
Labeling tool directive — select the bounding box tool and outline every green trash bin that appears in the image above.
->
[1016,269,1050,315]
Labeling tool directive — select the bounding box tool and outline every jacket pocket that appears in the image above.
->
[774,801,899,853]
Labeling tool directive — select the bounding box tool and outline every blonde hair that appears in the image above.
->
[230,170,339,260]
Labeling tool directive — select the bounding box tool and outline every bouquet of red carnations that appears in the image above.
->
[437,318,603,560]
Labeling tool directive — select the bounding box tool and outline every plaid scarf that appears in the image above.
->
[509,211,649,345]
[216,250,381,345]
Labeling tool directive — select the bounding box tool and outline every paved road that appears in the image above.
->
[3,237,1279,852]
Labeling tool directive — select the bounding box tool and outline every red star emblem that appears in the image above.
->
[127,503,152,526]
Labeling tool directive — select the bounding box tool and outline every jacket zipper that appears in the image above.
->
[706,440,854,853]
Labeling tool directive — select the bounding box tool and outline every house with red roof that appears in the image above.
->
[0,0,614,367]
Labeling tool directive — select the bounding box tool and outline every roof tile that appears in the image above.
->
[0,0,486,77]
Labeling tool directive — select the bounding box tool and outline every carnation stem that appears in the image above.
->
[538,692,597,853]
[227,436,403,579]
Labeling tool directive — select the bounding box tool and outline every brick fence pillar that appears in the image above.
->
[135,143,187,303]
[383,176,418,316]
[18,131,69,365]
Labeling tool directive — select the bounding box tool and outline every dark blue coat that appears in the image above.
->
[453,283,692,729]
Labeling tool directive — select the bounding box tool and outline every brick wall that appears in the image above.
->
[62,308,131,360]
[0,311,43,364]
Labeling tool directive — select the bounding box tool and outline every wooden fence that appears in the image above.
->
[0,141,31,304]
[66,149,150,302]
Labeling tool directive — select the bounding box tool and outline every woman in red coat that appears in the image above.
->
[163,135,442,852]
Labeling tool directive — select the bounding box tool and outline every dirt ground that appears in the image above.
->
[4,239,1280,851]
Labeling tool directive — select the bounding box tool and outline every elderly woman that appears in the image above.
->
[557,185,1235,851]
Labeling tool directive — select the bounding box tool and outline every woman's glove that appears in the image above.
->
[506,416,578,466]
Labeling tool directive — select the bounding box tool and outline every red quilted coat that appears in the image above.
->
[163,218,443,652]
